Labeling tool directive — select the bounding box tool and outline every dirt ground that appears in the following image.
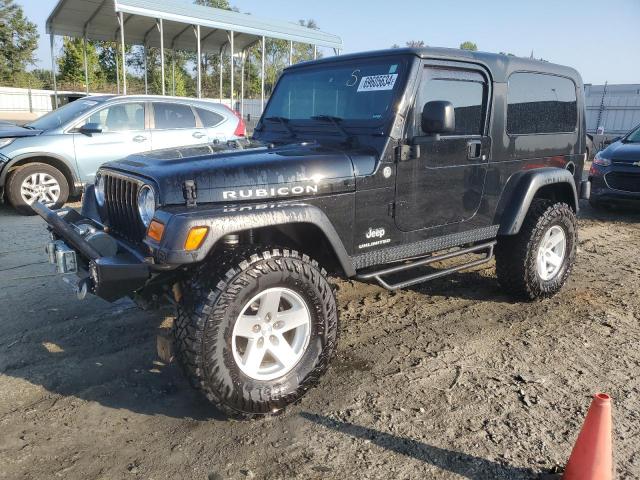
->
[1,195,639,480]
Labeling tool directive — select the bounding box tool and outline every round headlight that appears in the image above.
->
[95,173,105,206]
[137,185,156,227]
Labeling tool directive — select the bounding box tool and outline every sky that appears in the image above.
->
[17,0,640,85]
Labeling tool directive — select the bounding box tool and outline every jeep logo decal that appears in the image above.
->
[223,184,319,200]
[365,227,386,239]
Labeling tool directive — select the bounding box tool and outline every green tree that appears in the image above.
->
[292,19,322,64]
[406,40,425,48]
[192,0,233,98]
[23,69,51,88]
[98,41,131,87]
[459,41,478,51]
[0,0,38,85]
[57,37,102,90]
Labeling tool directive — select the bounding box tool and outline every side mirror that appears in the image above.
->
[421,101,455,136]
[79,122,103,135]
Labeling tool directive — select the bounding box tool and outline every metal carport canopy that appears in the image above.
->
[46,0,344,53]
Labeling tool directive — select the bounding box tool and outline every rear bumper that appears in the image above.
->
[32,201,152,302]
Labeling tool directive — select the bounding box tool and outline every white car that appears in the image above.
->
[0,95,246,214]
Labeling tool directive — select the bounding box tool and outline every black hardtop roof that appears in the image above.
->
[289,47,582,84]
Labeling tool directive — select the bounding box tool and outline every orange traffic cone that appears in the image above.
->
[563,393,613,480]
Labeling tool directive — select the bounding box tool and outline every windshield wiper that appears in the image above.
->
[310,115,354,144]
[263,116,297,138]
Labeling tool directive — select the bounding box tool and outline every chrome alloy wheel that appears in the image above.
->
[536,225,567,281]
[232,287,311,381]
[20,172,61,206]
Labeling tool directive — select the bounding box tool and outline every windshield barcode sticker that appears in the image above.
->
[357,74,398,92]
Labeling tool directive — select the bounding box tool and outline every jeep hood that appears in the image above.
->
[104,142,374,205]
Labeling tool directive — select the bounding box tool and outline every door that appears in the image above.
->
[395,65,491,231]
[150,102,208,150]
[72,101,150,182]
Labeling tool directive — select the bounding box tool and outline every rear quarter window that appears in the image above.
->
[507,73,577,135]
[196,108,225,128]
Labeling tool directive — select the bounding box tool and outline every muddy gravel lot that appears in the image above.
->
[1,198,639,480]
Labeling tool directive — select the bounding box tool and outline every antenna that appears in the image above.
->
[595,81,608,135]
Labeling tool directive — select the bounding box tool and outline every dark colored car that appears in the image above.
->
[589,124,640,208]
[34,47,589,417]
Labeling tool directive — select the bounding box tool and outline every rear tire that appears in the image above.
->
[496,200,577,300]
[6,162,69,215]
[173,247,338,418]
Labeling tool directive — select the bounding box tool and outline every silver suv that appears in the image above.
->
[0,95,246,214]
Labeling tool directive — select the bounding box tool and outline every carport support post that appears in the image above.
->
[240,51,245,118]
[118,11,127,95]
[230,31,234,109]
[115,43,120,93]
[158,19,165,96]
[49,33,58,108]
[261,35,265,111]
[143,45,148,94]
[171,50,176,96]
[83,33,89,94]
[289,40,293,66]
[219,47,223,104]
[313,45,317,60]
[195,25,201,98]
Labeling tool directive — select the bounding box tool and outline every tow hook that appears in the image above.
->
[75,278,92,300]
[62,276,93,300]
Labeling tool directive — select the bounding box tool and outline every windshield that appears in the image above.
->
[263,57,408,125]
[624,125,640,143]
[27,99,103,130]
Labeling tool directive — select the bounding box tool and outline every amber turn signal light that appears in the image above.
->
[147,220,165,242]
[184,226,209,251]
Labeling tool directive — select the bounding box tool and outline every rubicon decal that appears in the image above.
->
[223,184,319,200]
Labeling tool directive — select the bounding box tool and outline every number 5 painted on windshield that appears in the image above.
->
[346,69,360,87]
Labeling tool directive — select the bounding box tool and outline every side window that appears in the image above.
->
[153,103,196,129]
[78,102,145,132]
[196,107,224,128]
[413,67,487,136]
[507,73,577,134]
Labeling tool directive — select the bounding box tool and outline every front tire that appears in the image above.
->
[496,200,577,300]
[6,162,69,215]
[173,248,338,417]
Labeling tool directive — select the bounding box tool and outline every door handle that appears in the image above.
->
[467,140,482,160]
[192,132,206,139]
[132,135,147,143]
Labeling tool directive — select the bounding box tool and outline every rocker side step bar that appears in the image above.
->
[356,241,497,291]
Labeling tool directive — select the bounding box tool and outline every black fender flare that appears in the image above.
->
[150,202,356,277]
[495,167,578,235]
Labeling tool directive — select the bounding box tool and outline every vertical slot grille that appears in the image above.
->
[103,173,146,242]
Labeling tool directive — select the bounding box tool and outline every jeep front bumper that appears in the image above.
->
[32,201,152,302]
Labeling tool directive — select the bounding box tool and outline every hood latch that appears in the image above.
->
[182,180,197,207]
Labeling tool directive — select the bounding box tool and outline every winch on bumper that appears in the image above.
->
[32,201,152,302]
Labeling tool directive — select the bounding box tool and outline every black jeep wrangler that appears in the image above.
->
[34,47,590,417]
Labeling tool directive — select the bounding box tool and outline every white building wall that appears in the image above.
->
[585,83,640,136]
